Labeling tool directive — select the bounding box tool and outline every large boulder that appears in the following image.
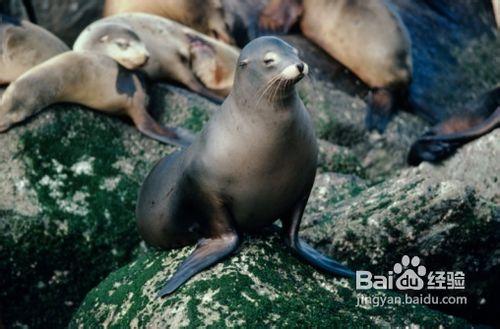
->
[69,232,467,328]
[0,85,212,328]
[301,130,500,325]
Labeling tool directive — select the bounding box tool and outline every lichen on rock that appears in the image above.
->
[301,130,500,324]
[0,87,213,328]
[69,233,467,328]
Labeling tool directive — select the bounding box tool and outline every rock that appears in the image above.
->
[299,81,428,180]
[0,84,212,328]
[69,232,467,328]
[316,140,366,178]
[303,172,367,229]
[301,130,500,325]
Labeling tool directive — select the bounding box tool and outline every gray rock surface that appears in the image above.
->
[302,130,500,324]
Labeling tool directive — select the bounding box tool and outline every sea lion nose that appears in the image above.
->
[296,63,304,73]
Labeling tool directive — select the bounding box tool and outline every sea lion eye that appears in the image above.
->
[263,52,278,66]
[115,39,129,50]
[239,59,249,67]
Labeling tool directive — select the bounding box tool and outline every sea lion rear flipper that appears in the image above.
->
[365,88,395,133]
[407,106,500,165]
[258,0,303,35]
[281,197,355,278]
[158,233,239,297]
[407,138,458,166]
[130,107,195,147]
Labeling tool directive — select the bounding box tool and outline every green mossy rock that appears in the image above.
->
[69,233,467,328]
[302,130,500,324]
[0,84,212,328]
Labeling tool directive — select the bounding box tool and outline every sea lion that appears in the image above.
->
[408,86,500,165]
[493,0,500,28]
[258,0,413,133]
[74,13,240,102]
[136,36,354,297]
[0,14,69,85]
[103,0,235,45]
[73,22,151,70]
[0,51,193,147]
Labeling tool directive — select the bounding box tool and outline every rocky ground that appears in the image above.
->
[1,72,498,327]
[0,2,499,327]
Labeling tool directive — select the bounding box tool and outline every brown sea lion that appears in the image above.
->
[136,36,354,297]
[0,51,193,147]
[258,0,413,133]
[408,86,500,165]
[74,13,240,103]
[0,14,69,85]
[103,0,235,45]
[493,0,500,28]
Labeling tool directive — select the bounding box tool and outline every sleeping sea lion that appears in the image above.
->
[74,13,240,102]
[0,51,193,147]
[103,0,235,45]
[136,36,354,297]
[408,86,500,165]
[258,0,413,133]
[0,14,69,85]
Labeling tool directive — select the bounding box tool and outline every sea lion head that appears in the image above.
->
[0,92,32,133]
[82,23,150,70]
[233,36,308,103]
[189,0,234,45]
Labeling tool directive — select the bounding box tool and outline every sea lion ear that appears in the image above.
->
[100,35,109,43]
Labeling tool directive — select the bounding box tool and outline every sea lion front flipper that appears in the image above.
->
[281,196,355,278]
[158,233,239,297]
[130,106,195,147]
[184,77,225,104]
[365,88,395,133]
[258,0,303,35]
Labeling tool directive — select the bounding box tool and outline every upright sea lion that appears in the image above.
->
[0,14,69,85]
[136,36,354,297]
[74,13,240,102]
[408,86,500,165]
[103,0,235,45]
[0,51,193,147]
[258,0,413,133]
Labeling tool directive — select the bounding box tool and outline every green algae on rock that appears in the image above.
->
[69,233,467,328]
[301,130,500,325]
[0,87,213,328]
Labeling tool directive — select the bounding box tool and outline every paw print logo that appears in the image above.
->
[393,255,426,290]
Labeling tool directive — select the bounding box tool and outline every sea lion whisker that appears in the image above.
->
[256,75,281,106]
